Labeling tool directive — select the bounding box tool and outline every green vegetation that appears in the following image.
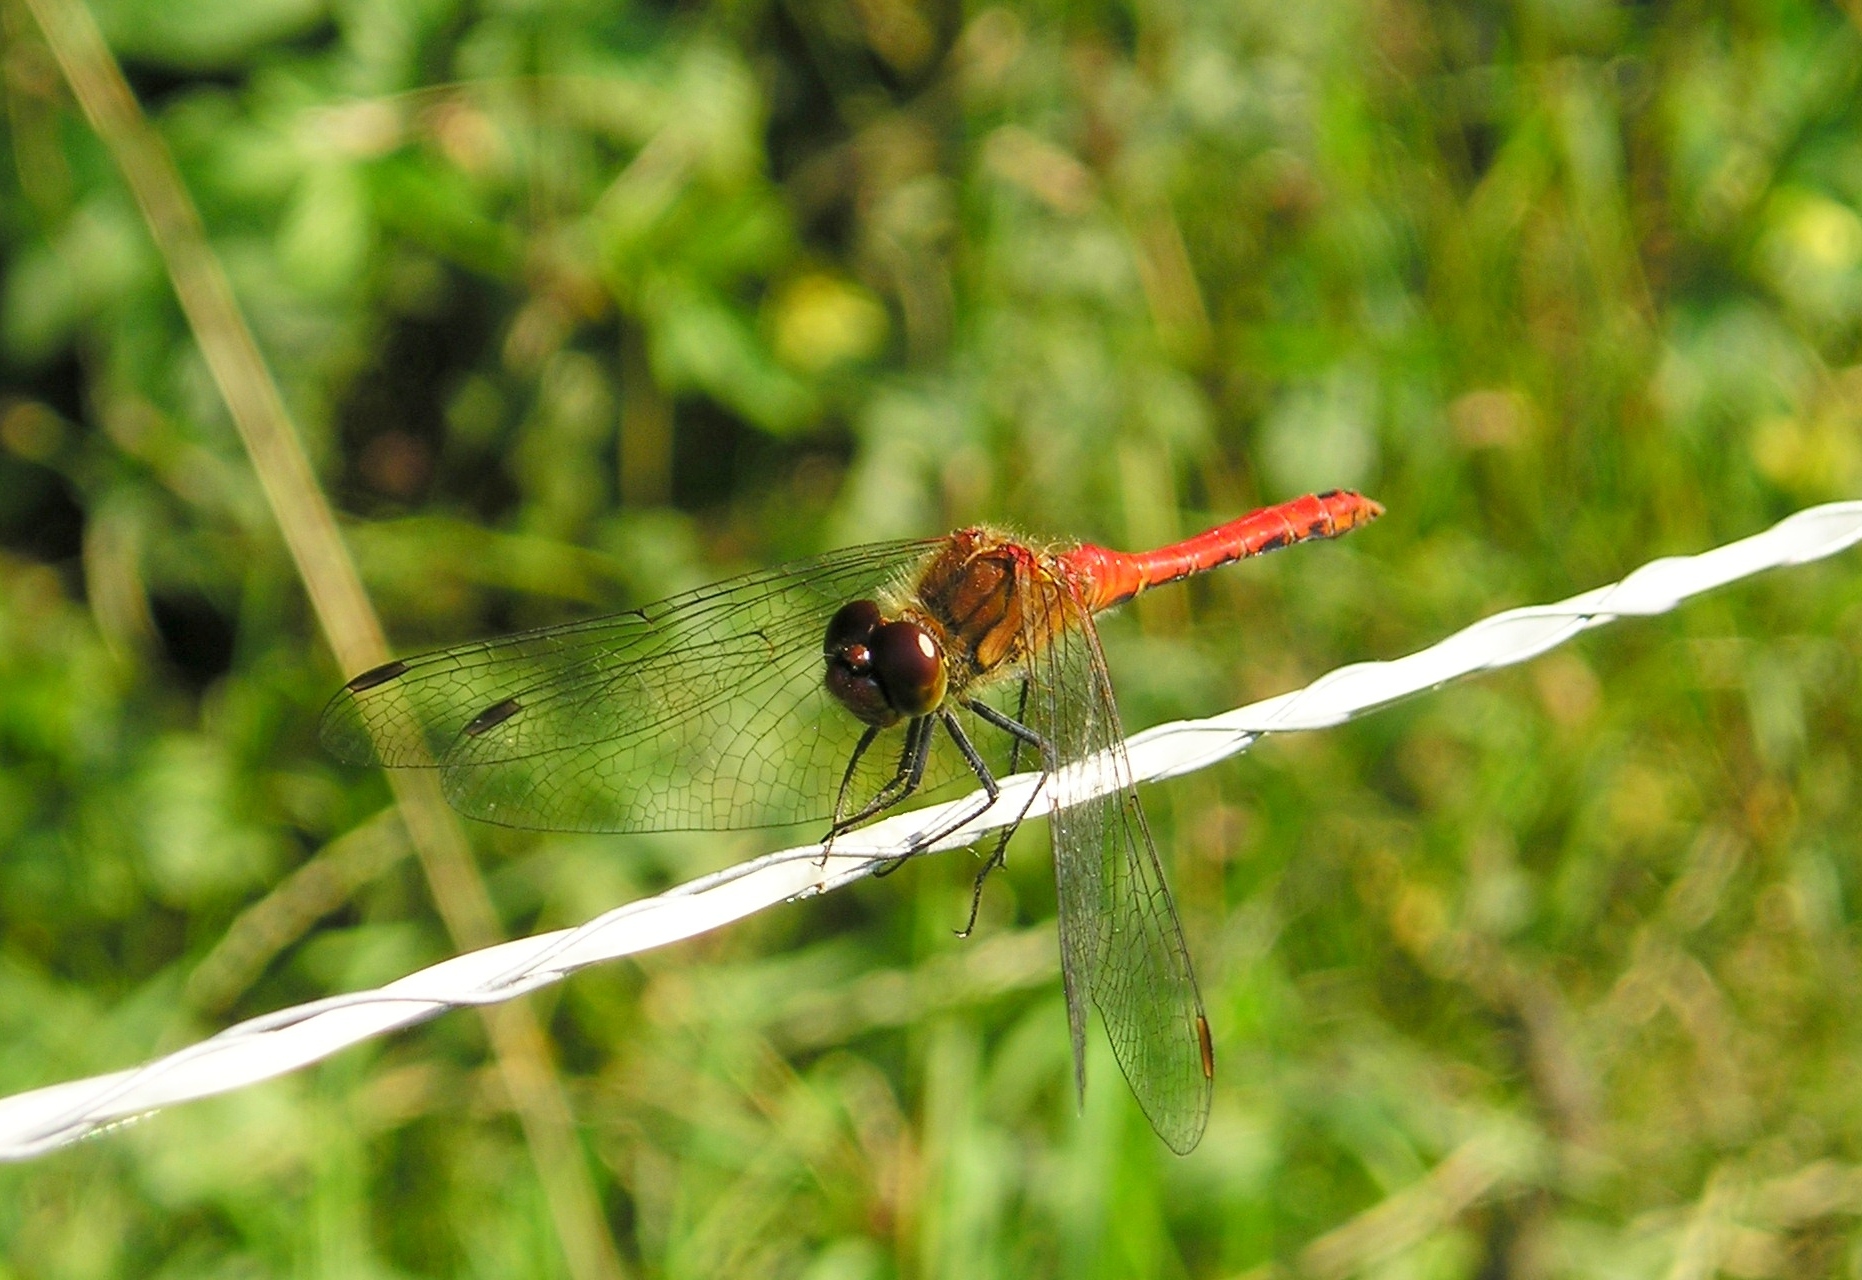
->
[4,0,1862,1273]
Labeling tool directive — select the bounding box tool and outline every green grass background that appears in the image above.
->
[4,0,1862,1274]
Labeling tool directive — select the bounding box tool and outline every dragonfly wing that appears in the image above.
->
[319,539,948,832]
[1022,575,1212,1155]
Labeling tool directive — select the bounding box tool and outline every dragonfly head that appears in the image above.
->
[824,599,948,726]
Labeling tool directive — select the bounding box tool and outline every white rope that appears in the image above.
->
[5,499,1861,1162]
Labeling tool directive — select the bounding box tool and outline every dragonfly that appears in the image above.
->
[321,489,1383,1153]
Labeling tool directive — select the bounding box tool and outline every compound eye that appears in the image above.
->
[871,620,947,717]
[825,599,884,659]
[826,663,893,725]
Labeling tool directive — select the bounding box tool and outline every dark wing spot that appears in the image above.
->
[463,697,524,737]
[345,660,409,693]
[1197,1014,1216,1079]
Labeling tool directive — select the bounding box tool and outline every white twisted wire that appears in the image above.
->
[5,499,1861,1162]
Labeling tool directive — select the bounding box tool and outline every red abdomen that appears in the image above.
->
[1061,490,1383,613]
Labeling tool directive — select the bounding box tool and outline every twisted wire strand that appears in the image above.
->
[5,500,1861,1161]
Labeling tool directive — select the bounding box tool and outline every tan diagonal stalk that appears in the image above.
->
[20,1,627,1276]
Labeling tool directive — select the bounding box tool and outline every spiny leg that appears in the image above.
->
[958,680,1036,935]
[828,725,882,837]
[828,715,934,838]
[826,715,935,872]
[956,779,1042,937]
[826,685,1049,888]
[866,716,940,876]
[866,707,1018,880]
[956,682,1058,936]
[967,687,1050,757]
[869,708,1016,876]
[820,722,885,868]
[881,710,1002,862]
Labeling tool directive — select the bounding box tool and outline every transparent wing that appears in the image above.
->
[320,539,956,833]
[1022,569,1212,1155]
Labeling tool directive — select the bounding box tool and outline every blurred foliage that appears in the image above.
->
[4,0,1862,1273]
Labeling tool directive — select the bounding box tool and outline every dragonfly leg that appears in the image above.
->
[827,725,883,839]
[828,684,1048,887]
[862,717,943,875]
[1001,677,1033,773]
[955,682,1058,936]
[939,711,1000,804]
[954,681,1032,934]
[966,693,1052,760]
[822,715,936,867]
[956,791,1039,935]
[861,708,1014,879]
[869,711,1003,867]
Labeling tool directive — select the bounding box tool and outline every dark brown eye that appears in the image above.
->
[870,620,947,717]
[825,599,893,725]
[825,599,883,658]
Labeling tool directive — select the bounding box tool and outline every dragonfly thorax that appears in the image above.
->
[823,599,949,726]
